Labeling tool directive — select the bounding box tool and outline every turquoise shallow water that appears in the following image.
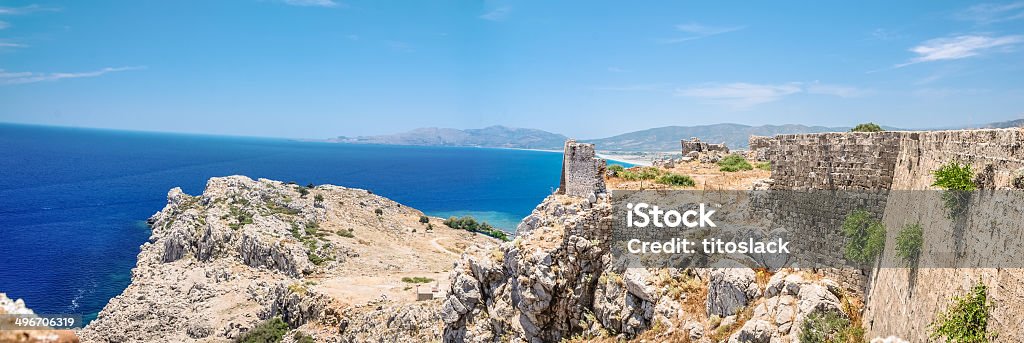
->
[0,123,635,323]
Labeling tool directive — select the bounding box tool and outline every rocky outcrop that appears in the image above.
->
[443,193,611,342]
[80,175,496,342]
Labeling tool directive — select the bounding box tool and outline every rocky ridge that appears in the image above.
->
[79,175,495,342]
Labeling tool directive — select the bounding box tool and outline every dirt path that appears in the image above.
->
[431,237,459,257]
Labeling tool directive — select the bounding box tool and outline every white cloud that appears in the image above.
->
[897,34,1024,67]
[480,6,510,21]
[0,41,25,48]
[956,2,1024,24]
[805,82,872,97]
[675,82,801,107]
[657,22,744,44]
[0,66,145,85]
[280,0,340,8]
[675,82,867,108]
[0,4,60,15]
[594,84,670,92]
[0,20,9,29]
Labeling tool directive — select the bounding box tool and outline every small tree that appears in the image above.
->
[607,164,625,177]
[932,161,976,218]
[718,154,753,172]
[656,173,696,187]
[843,210,886,266]
[850,123,883,132]
[419,215,430,224]
[930,280,993,342]
[896,223,924,268]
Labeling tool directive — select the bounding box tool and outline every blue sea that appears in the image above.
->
[0,123,628,324]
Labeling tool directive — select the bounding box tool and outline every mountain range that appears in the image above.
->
[329,126,568,150]
[329,119,1021,152]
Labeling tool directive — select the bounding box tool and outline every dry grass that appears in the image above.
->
[754,268,773,289]
[656,270,708,319]
[607,160,769,191]
[708,304,754,342]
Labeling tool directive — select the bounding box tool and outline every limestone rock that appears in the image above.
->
[706,262,762,317]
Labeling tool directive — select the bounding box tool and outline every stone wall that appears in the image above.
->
[765,132,904,191]
[758,128,1024,341]
[558,140,607,198]
[681,137,729,155]
[759,131,907,291]
[863,129,1024,342]
[747,135,771,161]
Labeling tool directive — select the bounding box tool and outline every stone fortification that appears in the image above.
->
[681,137,729,155]
[558,140,607,198]
[758,128,1024,341]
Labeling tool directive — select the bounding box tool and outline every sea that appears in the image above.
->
[0,123,629,324]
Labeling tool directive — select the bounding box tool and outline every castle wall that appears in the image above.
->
[864,129,1024,342]
[558,140,607,198]
[759,128,1024,341]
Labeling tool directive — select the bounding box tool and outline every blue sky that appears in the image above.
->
[1,1,1022,139]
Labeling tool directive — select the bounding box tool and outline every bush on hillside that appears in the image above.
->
[237,317,289,343]
[850,123,883,132]
[443,216,509,241]
[718,154,753,172]
[799,311,864,343]
[619,167,665,181]
[656,173,696,187]
[607,164,625,176]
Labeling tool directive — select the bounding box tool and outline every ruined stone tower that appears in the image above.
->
[557,140,606,198]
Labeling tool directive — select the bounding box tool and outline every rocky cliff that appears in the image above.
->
[441,142,861,343]
[79,176,496,342]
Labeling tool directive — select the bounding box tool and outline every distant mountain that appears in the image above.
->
[330,125,568,150]
[979,118,1024,129]
[329,118,1021,153]
[583,124,847,151]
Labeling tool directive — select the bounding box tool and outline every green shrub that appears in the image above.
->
[402,276,435,284]
[307,252,328,265]
[842,210,886,266]
[237,317,289,343]
[850,123,884,132]
[306,183,315,188]
[374,208,384,216]
[443,216,510,241]
[717,154,753,172]
[298,187,309,197]
[896,223,924,267]
[799,311,862,343]
[932,161,976,191]
[930,280,993,342]
[655,173,696,187]
[619,167,665,181]
[932,161,976,218]
[313,194,324,203]
[336,229,355,238]
[294,332,315,343]
[756,162,771,171]
[419,215,430,224]
[607,164,625,176]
